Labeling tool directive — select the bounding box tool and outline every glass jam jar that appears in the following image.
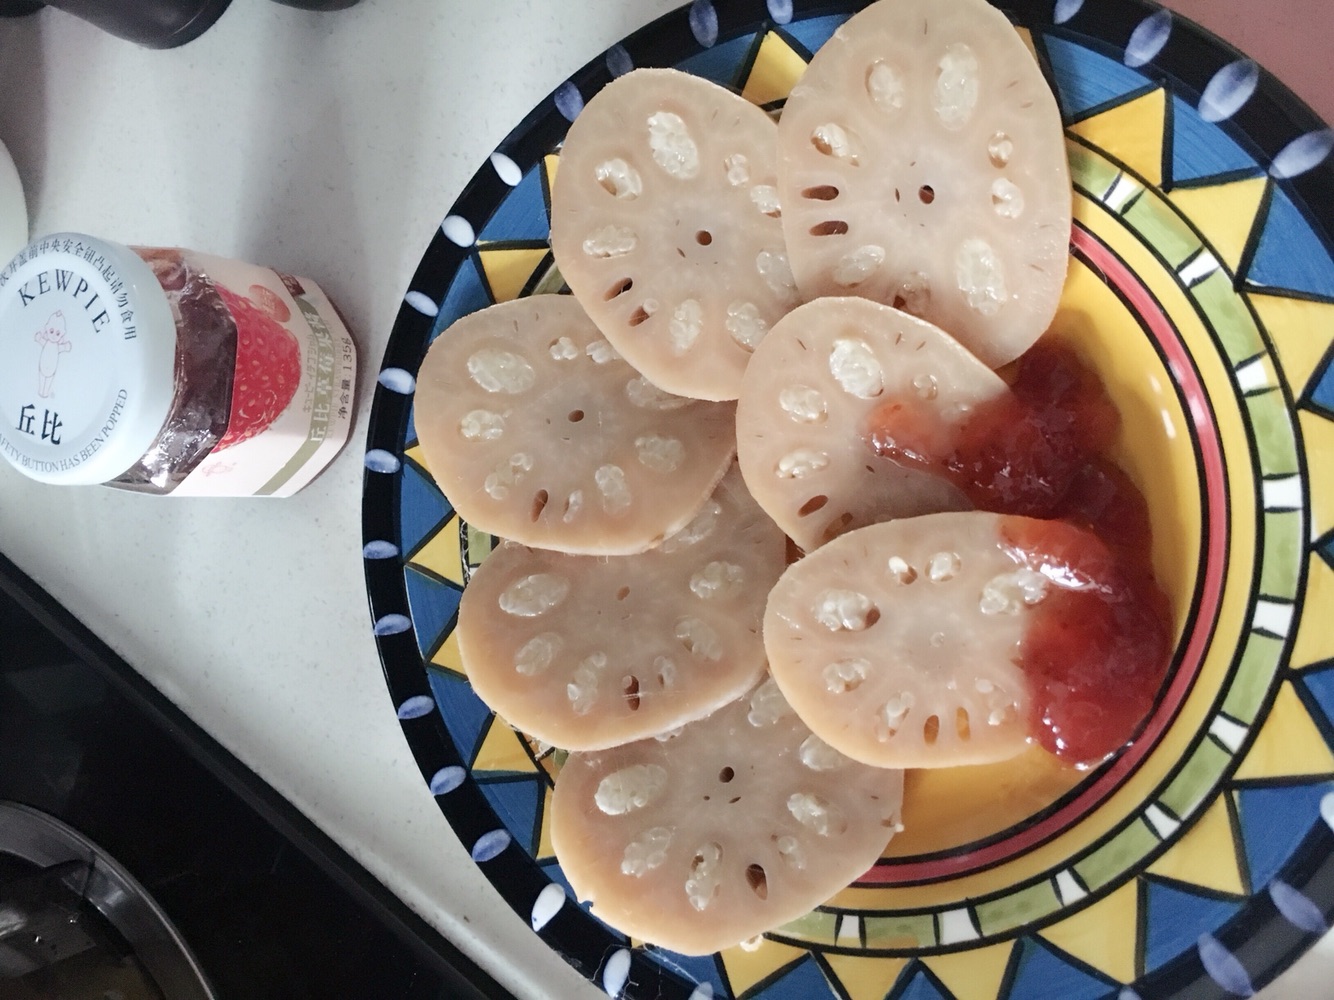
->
[0,233,356,496]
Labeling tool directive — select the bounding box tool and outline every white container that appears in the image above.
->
[0,234,357,496]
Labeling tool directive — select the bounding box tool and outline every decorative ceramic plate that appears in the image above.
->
[363,2,1334,998]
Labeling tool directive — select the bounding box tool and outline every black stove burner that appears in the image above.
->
[0,553,510,1000]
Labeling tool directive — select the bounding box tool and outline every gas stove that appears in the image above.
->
[0,552,508,999]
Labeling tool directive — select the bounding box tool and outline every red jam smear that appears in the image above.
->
[1000,517,1172,766]
[867,339,1172,767]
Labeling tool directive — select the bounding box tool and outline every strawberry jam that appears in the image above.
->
[867,339,1172,767]
[1000,517,1171,766]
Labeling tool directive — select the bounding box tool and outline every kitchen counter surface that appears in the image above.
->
[0,1,1329,998]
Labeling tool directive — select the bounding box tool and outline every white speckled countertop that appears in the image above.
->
[0,1,1328,997]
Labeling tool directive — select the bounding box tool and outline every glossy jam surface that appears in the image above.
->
[1000,516,1171,765]
[867,339,1172,767]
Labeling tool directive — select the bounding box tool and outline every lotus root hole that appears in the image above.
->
[822,512,855,543]
[530,489,549,522]
[823,658,869,694]
[468,349,535,394]
[828,337,884,398]
[776,449,830,479]
[616,585,630,601]
[810,220,849,236]
[605,277,633,301]
[798,495,829,517]
[778,384,828,423]
[988,131,1014,167]
[629,305,652,327]
[745,864,768,900]
[956,707,972,740]
[813,589,879,631]
[923,715,941,745]
[647,111,700,180]
[595,464,633,514]
[991,178,1025,219]
[802,185,839,201]
[568,409,585,422]
[695,229,713,246]
[686,843,723,911]
[724,153,750,186]
[594,158,643,199]
[623,675,641,711]
[866,60,906,113]
[719,766,735,783]
[773,835,805,871]
[934,43,980,129]
[499,573,568,616]
[832,245,886,287]
[918,184,935,204]
[956,238,1008,316]
[927,551,961,582]
[582,224,637,259]
[887,556,918,584]
[562,490,583,522]
[805,124,859,165]
[676,617,724,661]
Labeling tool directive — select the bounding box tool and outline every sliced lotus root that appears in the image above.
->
[735,295,1007,552]
[414,295,735,555]
[764,512,1040,769]
[776,0,1071,368]
[456,466,786,750]
[549,68,800,402]
[550,677,904,954]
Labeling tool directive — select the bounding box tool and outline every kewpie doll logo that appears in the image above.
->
[34,310,72,398]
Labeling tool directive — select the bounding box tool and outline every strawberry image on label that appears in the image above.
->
[214,286,302,451]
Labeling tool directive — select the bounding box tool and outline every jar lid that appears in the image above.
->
[0,234,177,485]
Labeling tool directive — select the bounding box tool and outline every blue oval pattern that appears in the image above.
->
[1198,933,1255,997]
[1270,129,1334,179]
[1125,9,1172,68]
[689,0,719,47]
[606,43,633,78]
[364,449,402,474]
[362,540,400,559]
[471,829,512,863]
[1199,60,1259,123]
[377,367,417,394]
[429,765,466,795]
[554,81,584,122]
[1269,880,1328,934]
[396,694,435,720]
[374,613,412,636]
[1053,0,1084,25]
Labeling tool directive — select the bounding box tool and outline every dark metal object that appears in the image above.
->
[0,550,512,999]
[270,0,360,9]
[0,0,365,43]
[0,859,102,979]
[0,0,232,48]
[0,804,215,997]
